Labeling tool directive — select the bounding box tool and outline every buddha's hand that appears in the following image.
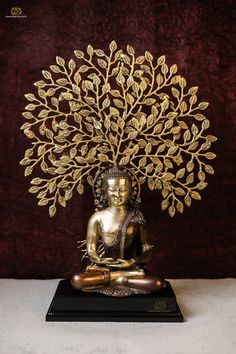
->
[107,258,136,269]
[93,257,114,265]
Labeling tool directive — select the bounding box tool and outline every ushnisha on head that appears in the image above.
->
[105,167,131,208]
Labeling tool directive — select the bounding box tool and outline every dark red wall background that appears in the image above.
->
[0,0,235,278]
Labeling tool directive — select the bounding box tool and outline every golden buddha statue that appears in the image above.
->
[71,167,166,296]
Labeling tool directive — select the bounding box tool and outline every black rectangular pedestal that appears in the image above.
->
[46,280,183,322]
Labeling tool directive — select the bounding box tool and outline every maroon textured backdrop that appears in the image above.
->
[0,0,235,278]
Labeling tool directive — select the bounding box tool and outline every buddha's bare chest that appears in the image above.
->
[98,213,137,246]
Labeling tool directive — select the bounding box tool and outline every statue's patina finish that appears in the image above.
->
[71,166,166,296]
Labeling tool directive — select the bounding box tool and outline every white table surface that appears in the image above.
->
[0,279,235,354]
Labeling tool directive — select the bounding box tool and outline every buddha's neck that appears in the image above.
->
[107,206,127,215]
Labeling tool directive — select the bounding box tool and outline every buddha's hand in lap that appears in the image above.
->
[106,258,136,269]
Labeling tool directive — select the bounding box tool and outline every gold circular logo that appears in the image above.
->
[11,7,22,16]
[153,300,166,311]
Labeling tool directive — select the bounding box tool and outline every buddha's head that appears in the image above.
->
[106,167,131,207]
[93,166,139,210]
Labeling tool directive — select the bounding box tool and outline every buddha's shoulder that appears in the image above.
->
[88,209,107,223]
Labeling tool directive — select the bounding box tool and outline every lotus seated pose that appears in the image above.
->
[71,167,166,296]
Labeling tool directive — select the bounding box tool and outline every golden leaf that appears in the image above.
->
[29,186,40,194]
[190,191,201,200]
[136,56,145,64]
[94,49,105,57]
[189,95,197,105]
[110,90,120,97]
[187,160,194,172]
[85,97,95,105]
[37,145,46,156]
[34,80,46,88]
[22,111,34,119]
[154,123,163,134]
[109,40,117,52]
[176,168,185,178]
[77,184,84,195]
[98,154,108,162]
[161,199,169,211]
[38,198,49,206]
[56,78,68,86]
[176,201,184,213]
[97,59,107,68]
[184,195,191,207]
[50,65,61,73]
[69,59,76,71]
[156,73,164,86]
[205,152,216,160]
[127,93,135,105]
[168,206,176,217]
[171,75,180,84]
[145,142,152,154]
[198,171,206,181]
[102,83,110,93]
[118,117,125,129]
[25,93,36,102]
[163,172,175,181]
[157,144,166,154]
[197,182,208,190]
[170,64,178,75]
[188,86,198,94]
[180,101,187,113]
[31,177,42,185]
[206,135,217,142]
[113,99,124,108]
[127,45,135,55]
[202,119,210,130]
[120,156,130,165]
[162,188,169,198]
[139,157,147,167]
[58,196,66,207]
[198,102,209,110]
[87,44,94,56]
[186,173,194,184]
[146,163,154,173]
[145,51,153,62]
[104,117,111,129]
[56,56,65,66]
[42,70,52,80]
[183,130,191,142]
[49,205,56,217]
[179,77,186,88]
[171,126,181,134]
[144,98,156,105]
[164,120,174,130]
[161,63,168,75]
[25,104,36,111]
[175,187,185,196]
[205,164,214,174]
[157,55,165,66]
[65,190,73,201]
[148,178,155,190]
[103,98,110,109]
[74,50,84,58]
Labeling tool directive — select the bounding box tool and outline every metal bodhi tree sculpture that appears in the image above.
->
[20,41,216,296]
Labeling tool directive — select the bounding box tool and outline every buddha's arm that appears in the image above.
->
[134,225,153,264]
[86,213,101,263]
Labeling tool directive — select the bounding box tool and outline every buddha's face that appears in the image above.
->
[106,178,130,207]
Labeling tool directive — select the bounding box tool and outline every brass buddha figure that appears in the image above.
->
[71,166,166,296]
